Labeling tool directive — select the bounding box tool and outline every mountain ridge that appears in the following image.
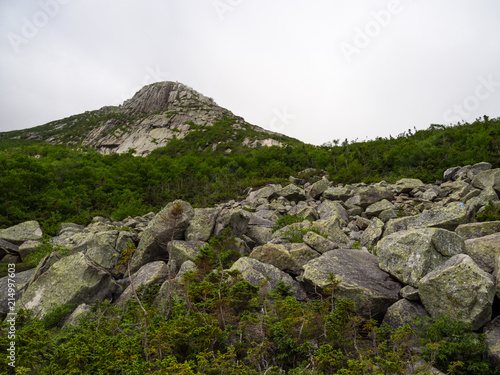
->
[0,81,301,156]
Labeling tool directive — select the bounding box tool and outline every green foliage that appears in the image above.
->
[417,315,499,375]
[476,200,500,222]
[43,303,75,329]
[0,118,498,233]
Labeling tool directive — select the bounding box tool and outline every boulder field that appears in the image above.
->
[2,162,500,362]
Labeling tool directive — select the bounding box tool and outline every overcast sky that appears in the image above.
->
[1,0,499,145]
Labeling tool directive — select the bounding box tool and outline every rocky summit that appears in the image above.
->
[1,81,296,156]
[2,162,500,367]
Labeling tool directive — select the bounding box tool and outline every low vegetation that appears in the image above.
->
[1,233,498,374]
[0,117,498,235]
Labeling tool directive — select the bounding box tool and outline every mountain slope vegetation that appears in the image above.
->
[0,116,498,234]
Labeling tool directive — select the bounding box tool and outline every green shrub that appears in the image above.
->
[476,200,500,222]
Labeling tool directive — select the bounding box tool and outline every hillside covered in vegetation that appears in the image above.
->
[0,116,498,234]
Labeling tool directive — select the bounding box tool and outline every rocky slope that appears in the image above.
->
[0,81,298,156]
[2,162,500,366]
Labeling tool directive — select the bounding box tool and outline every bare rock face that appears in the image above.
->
[301,249,401,319]
[419,254,495,330]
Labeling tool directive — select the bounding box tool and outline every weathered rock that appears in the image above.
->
[248,213,275,227]
[64,303,91,327]
[382,299,429,329]
[130,200,194,272]
[464,233,500,273]
[322,186,353,201]
[419,254,495,330]
[0,221,43,245]
[443,166,461,181]
[270,220,312,244]
[309,178,329,199]
[345,185,394,209]
[249,243,320,276]
[303,231,338,254]
[0,239,20,262]
[168,240,207,271]
[394,178,424,194]
[230,257,306,300]
[312,219,350,247]
[485,316,500,368]
[400,285,420,301]
[245,226,273,246]
[270,184,306,202]
[384,202,470,236]
[317,200,349,224]
[175,260,197,280]
[422,188,439,201]
[18,240,42,259]
[379,209,398,223]
[18,252,114,317]
[365,199,395,218]
[455,221,500,240]
[301,249,401,319]
[214,208,251,237]
[377,228,466,287]
[116,261,169,305]
[359,218,384,249]
[23,251,63,292]
[288,205,319,221]
[246,184,281,202]
[467,162,493,180]
[185,207,220,241]
[0,268,36,319]
[472,168,500,193]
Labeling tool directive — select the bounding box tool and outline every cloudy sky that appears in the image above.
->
[1,0,499,145]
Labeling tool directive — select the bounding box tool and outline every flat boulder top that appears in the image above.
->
[0,221,43,245]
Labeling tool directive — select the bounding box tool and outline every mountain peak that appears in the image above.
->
[121,81,217,115]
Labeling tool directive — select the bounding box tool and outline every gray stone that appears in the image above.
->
[116,261,169,305]
[377,228,466,287]
[288,205,319,221]
[245,226,273,246]
[230,257,306,300]
[443,166,461,181]
[309,178,329,199]
[303,231,338,254]
[0,268,36,319]
[0,239,20,262]
[214,208,251,237]
[317,200,349,224]
[0,221,43,245]
[18,252,114,318]
[301,249,401,319]
[394,178,425,194]
[345,185,394,209]
[312,219,350,247]
[467,162,493,180]
[249,243,320,276]
[400,285,420,301]
[485,316,500,368]
[382,299,429,329]
[419,254,495,330]
[18,240,42,259]
[168,240,207,271]
[359,217,384,249]
[464,233,500,273]
[322,186,353,201]
[365,199,395,218]
[455,221,500,240]
[64,303,91,327]
[384,202,470,236]
[246,184,281,202]
[270,184,306,202]
[130,200,194,272]
[472,168,500,193]
[185,207,220,241]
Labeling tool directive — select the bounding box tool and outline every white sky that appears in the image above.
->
[1,0,499,145]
